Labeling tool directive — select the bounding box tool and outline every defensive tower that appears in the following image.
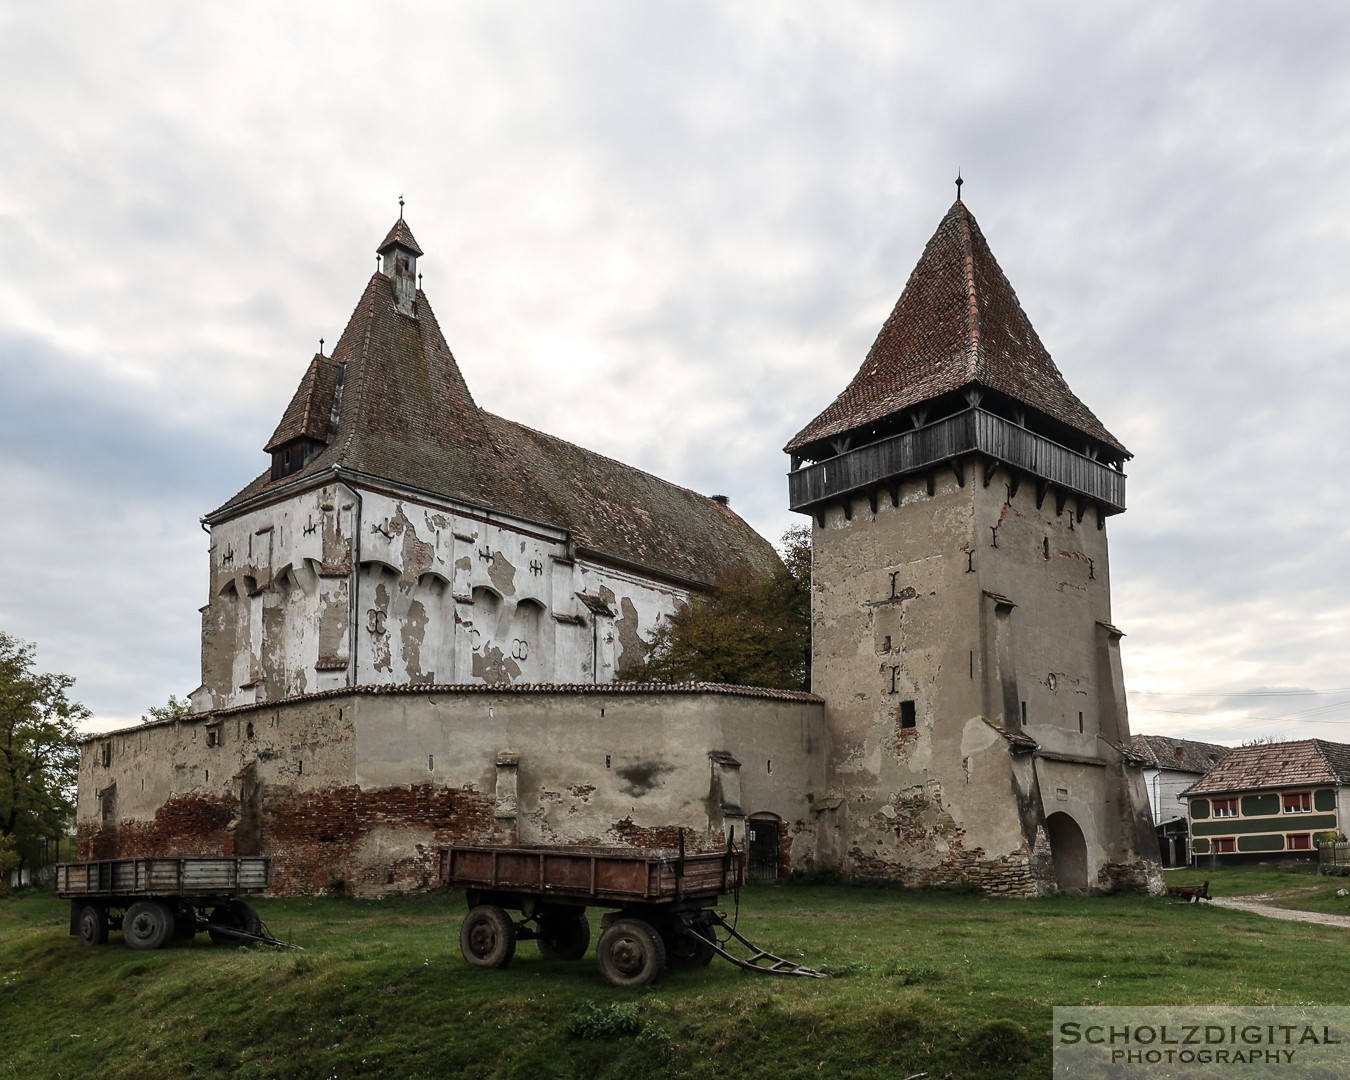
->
[786,192,1160,894]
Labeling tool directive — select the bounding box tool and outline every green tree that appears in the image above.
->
[0,632,88,881]
[141,694,193,723]
[625,525,812,692]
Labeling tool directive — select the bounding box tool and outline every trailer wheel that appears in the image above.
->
[460,905,516,968]
[666,928,716,969]
[124,901,175,950]
[77,904,109,947]
[208,900,262,946]
[597,918,667,988]
[537,908,590,960]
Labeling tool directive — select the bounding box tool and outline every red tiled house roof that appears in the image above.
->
[1129,735,1231,774]
[1181,739,1350,797]
[785,198,1127,462]
[208,219,779,589]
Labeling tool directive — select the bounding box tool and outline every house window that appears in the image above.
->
[1287,833,1312,850]
[1212,798,1238,818]
[1213,838,1236,854]
[99,741,112,767]
[1282,792,1312,814]
[899,700,917,729]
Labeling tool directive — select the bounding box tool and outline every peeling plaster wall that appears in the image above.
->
[78,689,826,897]
[196,484,688,710]
[809,459,1160,895]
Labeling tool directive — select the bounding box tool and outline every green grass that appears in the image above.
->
[3,875,1347,1080]
[1165,861,1350,914]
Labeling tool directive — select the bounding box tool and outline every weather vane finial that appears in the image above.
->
[955,171,964,202]
[398,193,405,220]
[319,337,325,356]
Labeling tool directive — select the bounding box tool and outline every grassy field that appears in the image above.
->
[2,868,1347,1080]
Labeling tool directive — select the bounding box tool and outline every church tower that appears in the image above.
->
[786,191,1160,894]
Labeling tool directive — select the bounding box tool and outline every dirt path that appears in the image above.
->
[1209,895,1350,929]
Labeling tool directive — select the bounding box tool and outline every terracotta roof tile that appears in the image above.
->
[85,681,823,739]
[263,353,343,452]
[1181,739,1350,796]
[785,199,1127,458]
[1129,735,1231,774]
[209,228,778,589]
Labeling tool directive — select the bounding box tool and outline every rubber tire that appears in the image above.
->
[666,928,716,969]
[537,908,591,960]
[124,901,175,950]
[173,907,199,941]
[77,904,109,947]
[597,918,667,988]
[460,905,517,968]
[208,900,262,946]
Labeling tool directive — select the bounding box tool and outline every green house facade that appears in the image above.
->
[1183,740,1350,864]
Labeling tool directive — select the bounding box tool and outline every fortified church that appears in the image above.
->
[77,193,1162,898]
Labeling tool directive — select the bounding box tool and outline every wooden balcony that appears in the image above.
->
[787,409,1126,514]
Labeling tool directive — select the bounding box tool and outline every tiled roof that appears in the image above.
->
[1129,735,1231,774]
[377,217,423,257]
[263,353,343,452]
[209,222,780,588]
[1181,739,1350,796]
[785,199,1127,457]
[83,680,824,739]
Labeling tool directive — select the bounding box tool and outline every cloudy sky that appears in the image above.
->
[1,1,1347,744]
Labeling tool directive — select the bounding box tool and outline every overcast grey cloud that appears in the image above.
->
[1,1,1347,742]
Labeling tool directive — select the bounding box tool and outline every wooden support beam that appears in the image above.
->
[1035,479,1049,510]
[888,480,901,508]
[1055,490,1068,517]
[925,471,936,497]
[950,459,966,487]
[867,488,878,515]
[983,460,1001,488]
[1008,472,1021,501]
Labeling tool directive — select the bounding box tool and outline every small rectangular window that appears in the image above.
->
[899,700,917,729]
[1212,798,1238,818]
[1287,833,1312,850]
[1213,837,1236,854]
[1282,792,1312,814]
[99,741,112,767]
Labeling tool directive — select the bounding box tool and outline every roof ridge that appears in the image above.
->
[957,201,981,382]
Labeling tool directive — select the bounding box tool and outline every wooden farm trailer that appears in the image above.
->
[441,838,825,987]
[56,857,276,949]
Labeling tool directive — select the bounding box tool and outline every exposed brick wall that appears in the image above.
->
[608,816,724,853]
[849,844,1040,897]
[266,783,496,895]
[77,794,235,861]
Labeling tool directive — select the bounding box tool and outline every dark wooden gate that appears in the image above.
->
[747,815,780,883]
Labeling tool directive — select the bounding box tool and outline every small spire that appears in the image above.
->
[319,337,325,356]
[398,193,405,220]
[955,171,964,202]
[418,271,423,290]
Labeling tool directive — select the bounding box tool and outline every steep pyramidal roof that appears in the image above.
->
[1181,739,1350,797]
[786,198,1127,458]
[377,216,423,257]
[210,219,778,588]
